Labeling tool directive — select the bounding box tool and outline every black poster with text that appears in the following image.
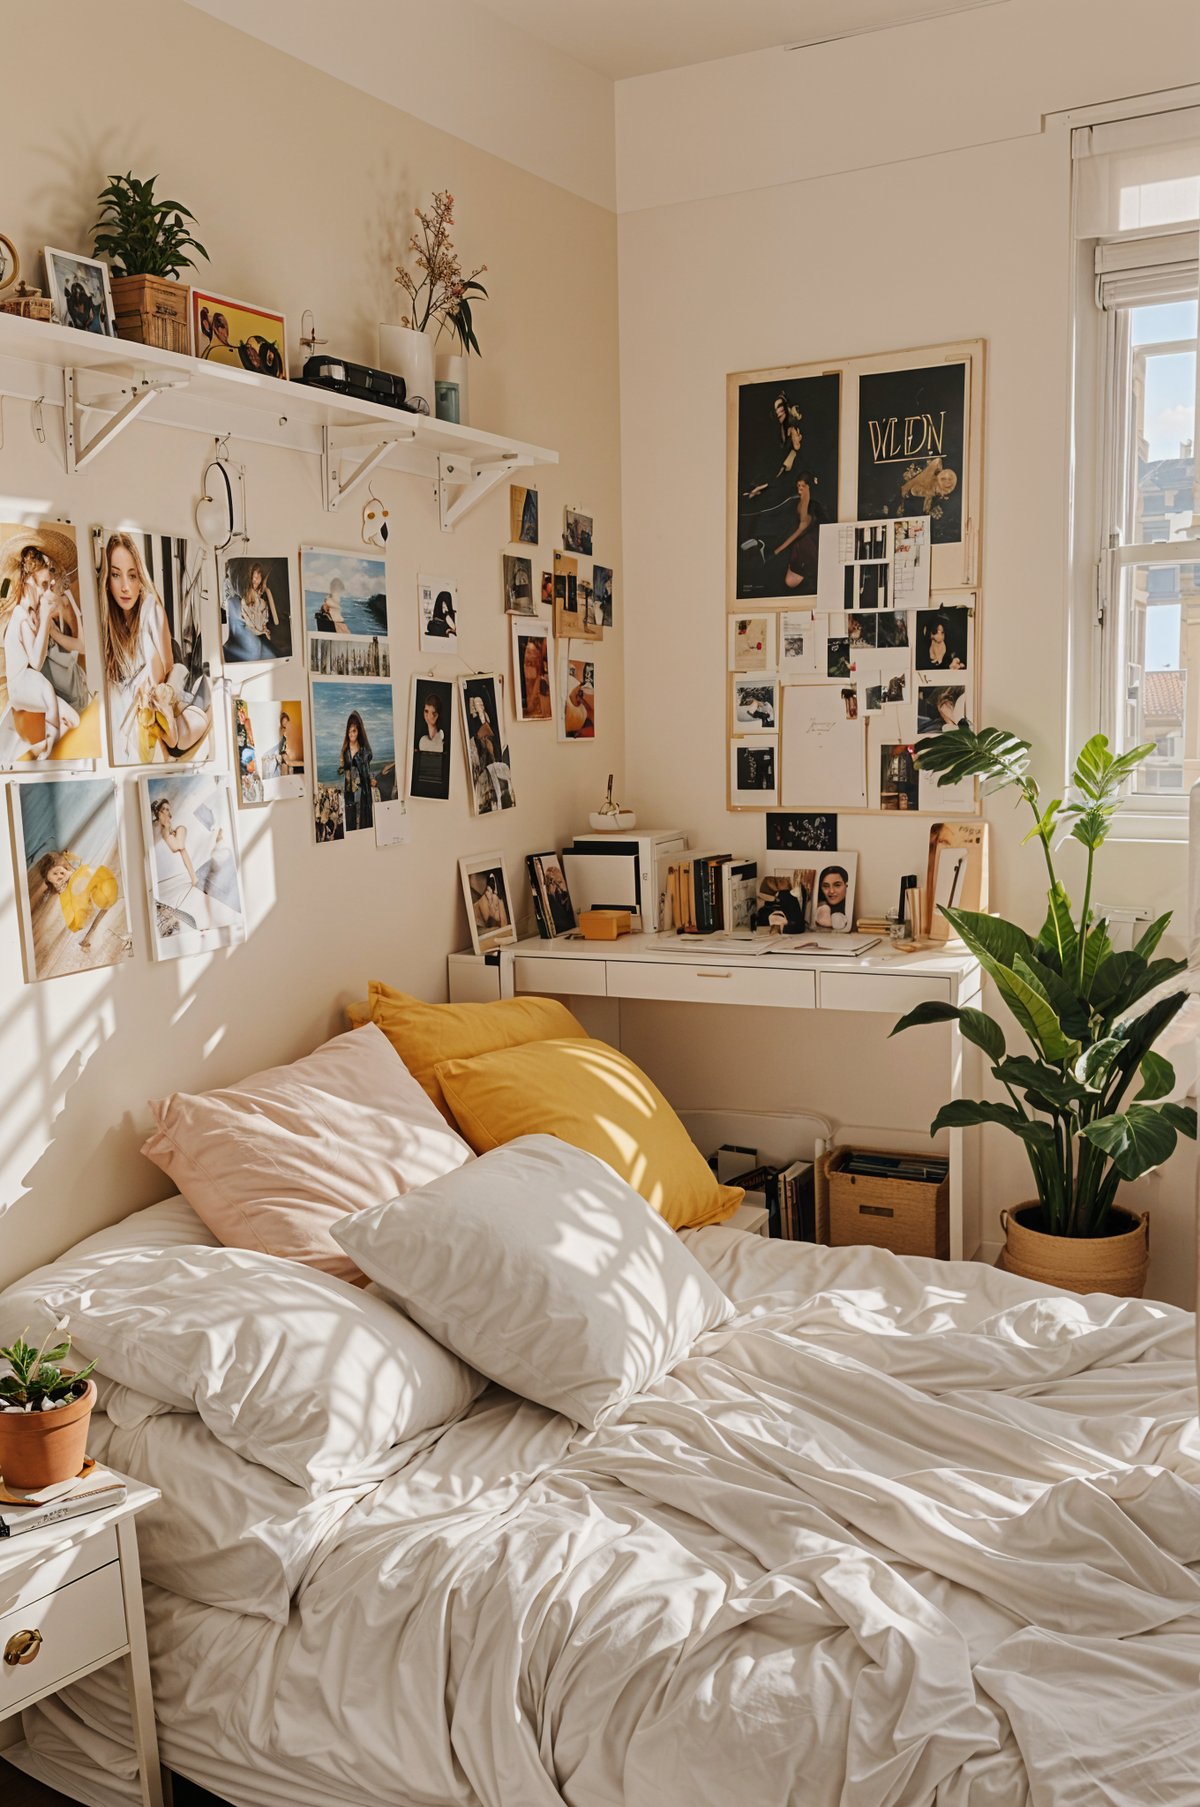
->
[856,362,966,544]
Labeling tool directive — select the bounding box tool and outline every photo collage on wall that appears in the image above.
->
[727,341,982,814]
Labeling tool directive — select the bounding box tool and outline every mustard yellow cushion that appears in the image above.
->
[433,1038,743,1231]
[346,983,589,1120]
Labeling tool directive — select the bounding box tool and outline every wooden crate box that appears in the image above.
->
[821,1146,949,1260]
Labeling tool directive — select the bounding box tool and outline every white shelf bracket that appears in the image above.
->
[322,423,416,512]
[63,368,188,474]
[437,451,522,533]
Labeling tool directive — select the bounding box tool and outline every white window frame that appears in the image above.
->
[1070,226,1199,841]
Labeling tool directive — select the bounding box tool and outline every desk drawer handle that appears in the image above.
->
[4,1628,43,1667]
[696,970,732,980]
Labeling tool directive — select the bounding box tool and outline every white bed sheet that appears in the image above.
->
[9,1231,1200,1807]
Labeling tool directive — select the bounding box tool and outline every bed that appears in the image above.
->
[2,1181,1197,1807]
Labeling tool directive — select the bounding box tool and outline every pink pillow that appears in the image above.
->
[142,1024,473,1284]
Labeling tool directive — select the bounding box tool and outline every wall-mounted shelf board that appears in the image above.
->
[0,314,557,530]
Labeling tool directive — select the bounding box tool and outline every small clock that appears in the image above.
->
[0,234,19,294]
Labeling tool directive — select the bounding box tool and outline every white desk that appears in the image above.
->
[448,933,982,1258]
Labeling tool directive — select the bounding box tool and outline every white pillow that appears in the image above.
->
[332,1135,734,1429]
[48,1245,485,1491]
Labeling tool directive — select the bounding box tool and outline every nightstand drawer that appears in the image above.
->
[0,1525,118,1618]
[0,1557,126,1716]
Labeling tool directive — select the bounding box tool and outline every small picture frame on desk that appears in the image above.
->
[527,850,576,939]
[460,851,518,956]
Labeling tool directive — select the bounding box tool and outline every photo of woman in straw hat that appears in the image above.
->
[0,520,101,767]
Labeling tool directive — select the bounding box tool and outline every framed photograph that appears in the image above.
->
[9,777,133,982]
[460,852,518,956]
[767,811,837,853]
[310,677,397,836]
[527,850,576,939]
[593,564,613,630]
[730,736,778,808]
[141,771,245,960]
[458,673,515,814]
[233,697,305,806]
[511,618,554,722]
[728,369,840,603]
[557,646,595,741]
[301,546,387,639]
[731,675,779,731]
[755,868,816,933]
[191,287,287,379]
[0,517,102,767]
[510,484,539,545]
[809,854,858,931]
[43,248,115,336]
[563,508,593,556]
[417,575,458,651]
[503,553,534,616]
[407,675,453,802]
[914,604,972,675]
[0,233,21,293]
[220,554,293,662]
[93,526,212,768]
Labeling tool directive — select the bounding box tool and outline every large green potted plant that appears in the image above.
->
[892,726,1196,1296]
[92,172,208,356]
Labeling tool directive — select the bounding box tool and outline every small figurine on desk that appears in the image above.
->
[588,773,636,832]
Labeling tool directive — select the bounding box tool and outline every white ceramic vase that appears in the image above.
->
[378,324,435,413]
[436,349,470,425]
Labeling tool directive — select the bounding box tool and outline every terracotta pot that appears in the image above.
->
[0,1379,97,1490]
[999,1203,1149,1298]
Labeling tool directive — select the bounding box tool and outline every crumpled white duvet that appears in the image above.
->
[16,1231,1200,1807]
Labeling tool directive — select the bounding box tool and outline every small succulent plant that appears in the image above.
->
[0,1322,95,1411]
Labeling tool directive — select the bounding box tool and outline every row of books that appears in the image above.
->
[666,853,758,934]
[0,1463,126,1538]
[730,1160,816,1242]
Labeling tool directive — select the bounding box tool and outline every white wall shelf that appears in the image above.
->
[0,314,558,530]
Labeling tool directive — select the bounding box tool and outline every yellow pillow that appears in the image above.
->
[346,983,590,1120]
[433,1038,743,1231]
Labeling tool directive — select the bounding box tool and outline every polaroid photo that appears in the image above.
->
[732,675,779,731]
[767,811,837,853]
[915,605,972,677]
[459,673,516,812]
[10,777,132,982]
[557,645,596,740]
[503,553,534,616]
[730,735,779,807]
[460,852,518,955]
[917,681,971,736]
[233,697,305,806]
[221,555,294,662]
[512,618,554,723]
[141,770,245,958]
[778,610,818,677]
[418,575,459,650]
[93,526,212,768]
[808,853,858,932]
[563,507,593,556]
[729,613,776,673]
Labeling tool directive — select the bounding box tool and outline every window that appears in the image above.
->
[1071,104,1200,825]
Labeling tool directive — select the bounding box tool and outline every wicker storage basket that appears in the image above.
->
[999,1203,1148,1297]
[821,1146,949,1259]
[110,274,191,354]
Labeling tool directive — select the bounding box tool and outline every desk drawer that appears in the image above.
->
[512,955,607,998]
[818,971,952,1015]
[0,1558,126,1717]
[607,961,816,1009]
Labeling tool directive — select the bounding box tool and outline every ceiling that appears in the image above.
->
[473,0,1009,80]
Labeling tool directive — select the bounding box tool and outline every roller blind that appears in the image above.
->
[1073,106,1200,237]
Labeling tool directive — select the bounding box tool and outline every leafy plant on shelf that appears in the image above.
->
[890,726,1196,1237]
[394,189,488,356]
[91,173,209,280]
[0,1324,95,1410]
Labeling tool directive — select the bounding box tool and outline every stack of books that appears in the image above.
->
[668,853,757,934]
[839,1151,949,1184]
[0,1462,126,1539]
[729,1159,816,1241]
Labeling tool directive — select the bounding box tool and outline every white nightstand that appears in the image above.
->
[0,1474,167,1807]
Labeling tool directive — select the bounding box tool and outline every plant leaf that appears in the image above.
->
[940,906,1034,973]
[1012,952,1090,1040]
[1136,1051,1175,1101]
[1075,1037,1127,1090]
[890,1000,1007,1063]
[1131,912,1172,963]
[1036,880,1076,971]
[914,725,1034,794]
[1080,1103,1178,1179]
[1158,1102,1198,1139]
[992,1056,1085,1110]
[931,1097,1058,1154]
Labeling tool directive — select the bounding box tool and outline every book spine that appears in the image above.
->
[696,858,713,933]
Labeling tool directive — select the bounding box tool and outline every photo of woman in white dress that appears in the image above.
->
[143,773,244,959]
[0,521,101,767]
[98,529,212,766]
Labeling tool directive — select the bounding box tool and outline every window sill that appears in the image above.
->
[1105,809,1189,844]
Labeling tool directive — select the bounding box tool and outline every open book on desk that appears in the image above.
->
[672,931,880,958]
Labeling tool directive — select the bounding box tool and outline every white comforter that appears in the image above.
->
[17,1232,1200,1807]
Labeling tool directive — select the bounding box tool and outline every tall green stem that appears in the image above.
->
[1076,843,1095,992]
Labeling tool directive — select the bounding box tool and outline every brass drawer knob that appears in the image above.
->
[4,1628,43,1667]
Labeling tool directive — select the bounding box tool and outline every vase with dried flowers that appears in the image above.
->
[380,190,488,422]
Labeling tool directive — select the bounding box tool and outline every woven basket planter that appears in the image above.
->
[999,1203,1149,1298]
[110,274,191,355]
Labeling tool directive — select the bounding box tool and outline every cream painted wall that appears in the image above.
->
[616,0,1200,1304]
[0,0,622,1287]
